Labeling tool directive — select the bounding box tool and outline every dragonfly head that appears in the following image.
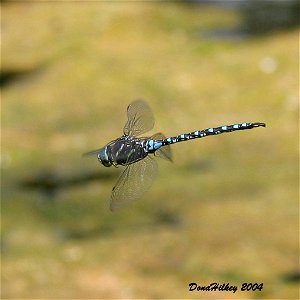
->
[97,147,112,167]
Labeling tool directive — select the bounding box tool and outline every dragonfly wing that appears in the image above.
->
[123,100,155,136]
[151,132,173,162]
[110,156,158,211]
[82,148,103,157]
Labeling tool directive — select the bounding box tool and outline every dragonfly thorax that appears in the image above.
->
[95,136,149,168]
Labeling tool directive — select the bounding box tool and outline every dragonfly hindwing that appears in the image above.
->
[151,132,173,162]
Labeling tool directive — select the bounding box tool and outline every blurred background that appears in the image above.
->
[1,1,299,299]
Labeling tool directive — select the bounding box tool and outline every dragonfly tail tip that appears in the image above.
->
[253,122,266,128]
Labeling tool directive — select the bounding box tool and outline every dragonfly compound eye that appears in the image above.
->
[98,149,112,167]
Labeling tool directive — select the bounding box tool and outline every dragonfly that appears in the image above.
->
[84,100,265,211]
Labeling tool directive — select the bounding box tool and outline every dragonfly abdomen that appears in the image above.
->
[158,122,266,147]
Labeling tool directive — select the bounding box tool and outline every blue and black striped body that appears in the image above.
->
[84,100,266,211]
[146,122,266,153]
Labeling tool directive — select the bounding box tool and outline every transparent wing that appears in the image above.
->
[82,148,103,157]
[151,132,173,162]
[123,100,155,136]
[82,139,117,157]
[110,156,158,211]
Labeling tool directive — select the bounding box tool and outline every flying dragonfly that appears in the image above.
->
[84,100,265,211]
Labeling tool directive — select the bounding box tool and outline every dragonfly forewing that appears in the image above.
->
[123,100,155,137]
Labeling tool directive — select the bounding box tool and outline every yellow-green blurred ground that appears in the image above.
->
[1,2,299,299]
